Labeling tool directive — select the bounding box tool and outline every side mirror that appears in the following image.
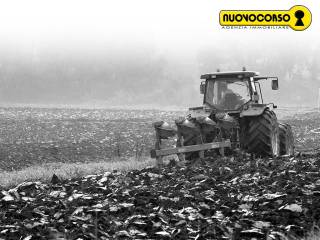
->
[200,82,205,94]
[271,79,279,90]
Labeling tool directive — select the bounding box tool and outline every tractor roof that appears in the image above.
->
[200,71,259,80]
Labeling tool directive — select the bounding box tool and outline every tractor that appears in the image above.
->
[151,70,294,165]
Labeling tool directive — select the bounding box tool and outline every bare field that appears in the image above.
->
[0,107,319,172]
[0,107,184,171]
[284,111,320,151]
[0,107,320,239]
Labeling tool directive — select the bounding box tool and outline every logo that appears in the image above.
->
[219,5,311,31]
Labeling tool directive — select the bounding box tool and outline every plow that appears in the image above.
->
[151,69,295,166]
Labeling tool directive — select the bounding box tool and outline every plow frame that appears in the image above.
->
[150,125,231,167]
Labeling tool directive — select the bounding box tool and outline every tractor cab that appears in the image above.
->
[198,71,279,113]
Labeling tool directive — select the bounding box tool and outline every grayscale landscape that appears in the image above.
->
[0,0,319,239]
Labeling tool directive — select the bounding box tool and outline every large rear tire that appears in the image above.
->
[242,109,280,157]
[279,123,294,156]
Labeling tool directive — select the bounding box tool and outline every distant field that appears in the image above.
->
[284,111,320,151]
[0,107,184,171]
[0,107,319,171]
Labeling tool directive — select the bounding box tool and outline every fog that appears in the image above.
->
[0,0,319,109]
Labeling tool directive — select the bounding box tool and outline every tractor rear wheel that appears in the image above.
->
[279,123,294,156]
[242,109,280,157]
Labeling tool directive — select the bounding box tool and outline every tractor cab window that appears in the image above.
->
[205,79,250,110]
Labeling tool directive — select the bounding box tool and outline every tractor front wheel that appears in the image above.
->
[242,109,280,157]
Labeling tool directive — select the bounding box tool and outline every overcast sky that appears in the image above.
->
[0,0,318,53]
[0,0,319,108]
